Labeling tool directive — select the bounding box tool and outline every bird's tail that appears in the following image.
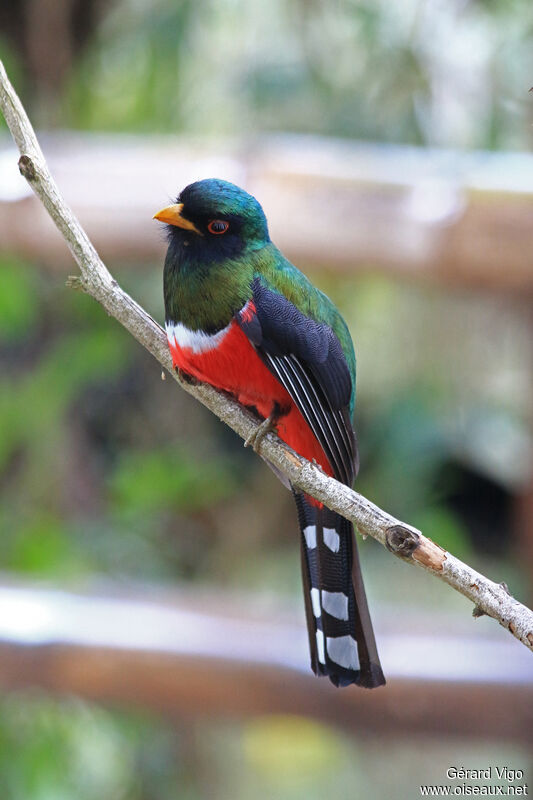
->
[293,490,385,688]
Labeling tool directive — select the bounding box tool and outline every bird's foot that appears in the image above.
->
[175,366,198,386]
[244,412,278,453]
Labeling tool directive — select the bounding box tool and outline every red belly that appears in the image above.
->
[168,320,333,476]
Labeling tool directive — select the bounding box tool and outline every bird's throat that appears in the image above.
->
[163,241,253,334]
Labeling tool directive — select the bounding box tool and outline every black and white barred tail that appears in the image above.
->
[293,491,385,688]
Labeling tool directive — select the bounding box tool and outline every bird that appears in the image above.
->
[154,178,385,688]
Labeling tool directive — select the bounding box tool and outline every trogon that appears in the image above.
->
[154,178,385,688]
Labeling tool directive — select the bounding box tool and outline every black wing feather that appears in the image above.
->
[237,278,358,485]
[287,354,357,483]
[263,351,346,481]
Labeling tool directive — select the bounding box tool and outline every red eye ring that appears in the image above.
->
[208,219,229,234]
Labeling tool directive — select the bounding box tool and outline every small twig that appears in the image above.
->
[1,59,532,654]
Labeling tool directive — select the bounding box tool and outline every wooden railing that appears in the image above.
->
[1,133,533,290]
[0,581,531,741]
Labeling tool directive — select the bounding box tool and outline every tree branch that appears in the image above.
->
[1,59,532,655]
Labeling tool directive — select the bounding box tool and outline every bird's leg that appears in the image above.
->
[244,404,283,452]
[175,366,198,386]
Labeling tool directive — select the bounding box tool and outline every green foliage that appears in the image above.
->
[0,325,131,470]
[7,513,93,576]
[353,383,478,561]
[0,258,133,578]
[357,389,449,516]
[111,445,238,514]
[0,256,40,340]
[64,0,198,132]
[53,0,533,149]
[0,37,24,133]
[0,693,189,800]
[0,255,244,583]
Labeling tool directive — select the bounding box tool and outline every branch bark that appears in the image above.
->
[1,59,532,655]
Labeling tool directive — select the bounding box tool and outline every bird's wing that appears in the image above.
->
[236,277,358,485]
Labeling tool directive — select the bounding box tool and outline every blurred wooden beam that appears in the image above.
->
[1,133,533,290]
[0,583,531,742]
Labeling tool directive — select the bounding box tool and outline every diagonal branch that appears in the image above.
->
[1,59,532,654]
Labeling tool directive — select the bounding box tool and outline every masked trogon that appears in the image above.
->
[154,178,385,688]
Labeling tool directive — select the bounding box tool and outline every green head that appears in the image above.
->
[156,179,271,331]
[154,178,270,264]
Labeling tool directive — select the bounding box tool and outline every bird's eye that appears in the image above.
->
[208,219,229,234]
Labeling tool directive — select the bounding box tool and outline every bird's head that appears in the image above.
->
[153,179,270,263]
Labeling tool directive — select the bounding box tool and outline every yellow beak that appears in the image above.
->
[152,203,202,234]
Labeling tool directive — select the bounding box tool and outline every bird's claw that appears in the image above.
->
[175,366,198,386]
[244,414,278,452]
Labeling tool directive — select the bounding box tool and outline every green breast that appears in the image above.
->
[164,249,254,333]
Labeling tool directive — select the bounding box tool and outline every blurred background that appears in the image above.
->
[1,0,533,798]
